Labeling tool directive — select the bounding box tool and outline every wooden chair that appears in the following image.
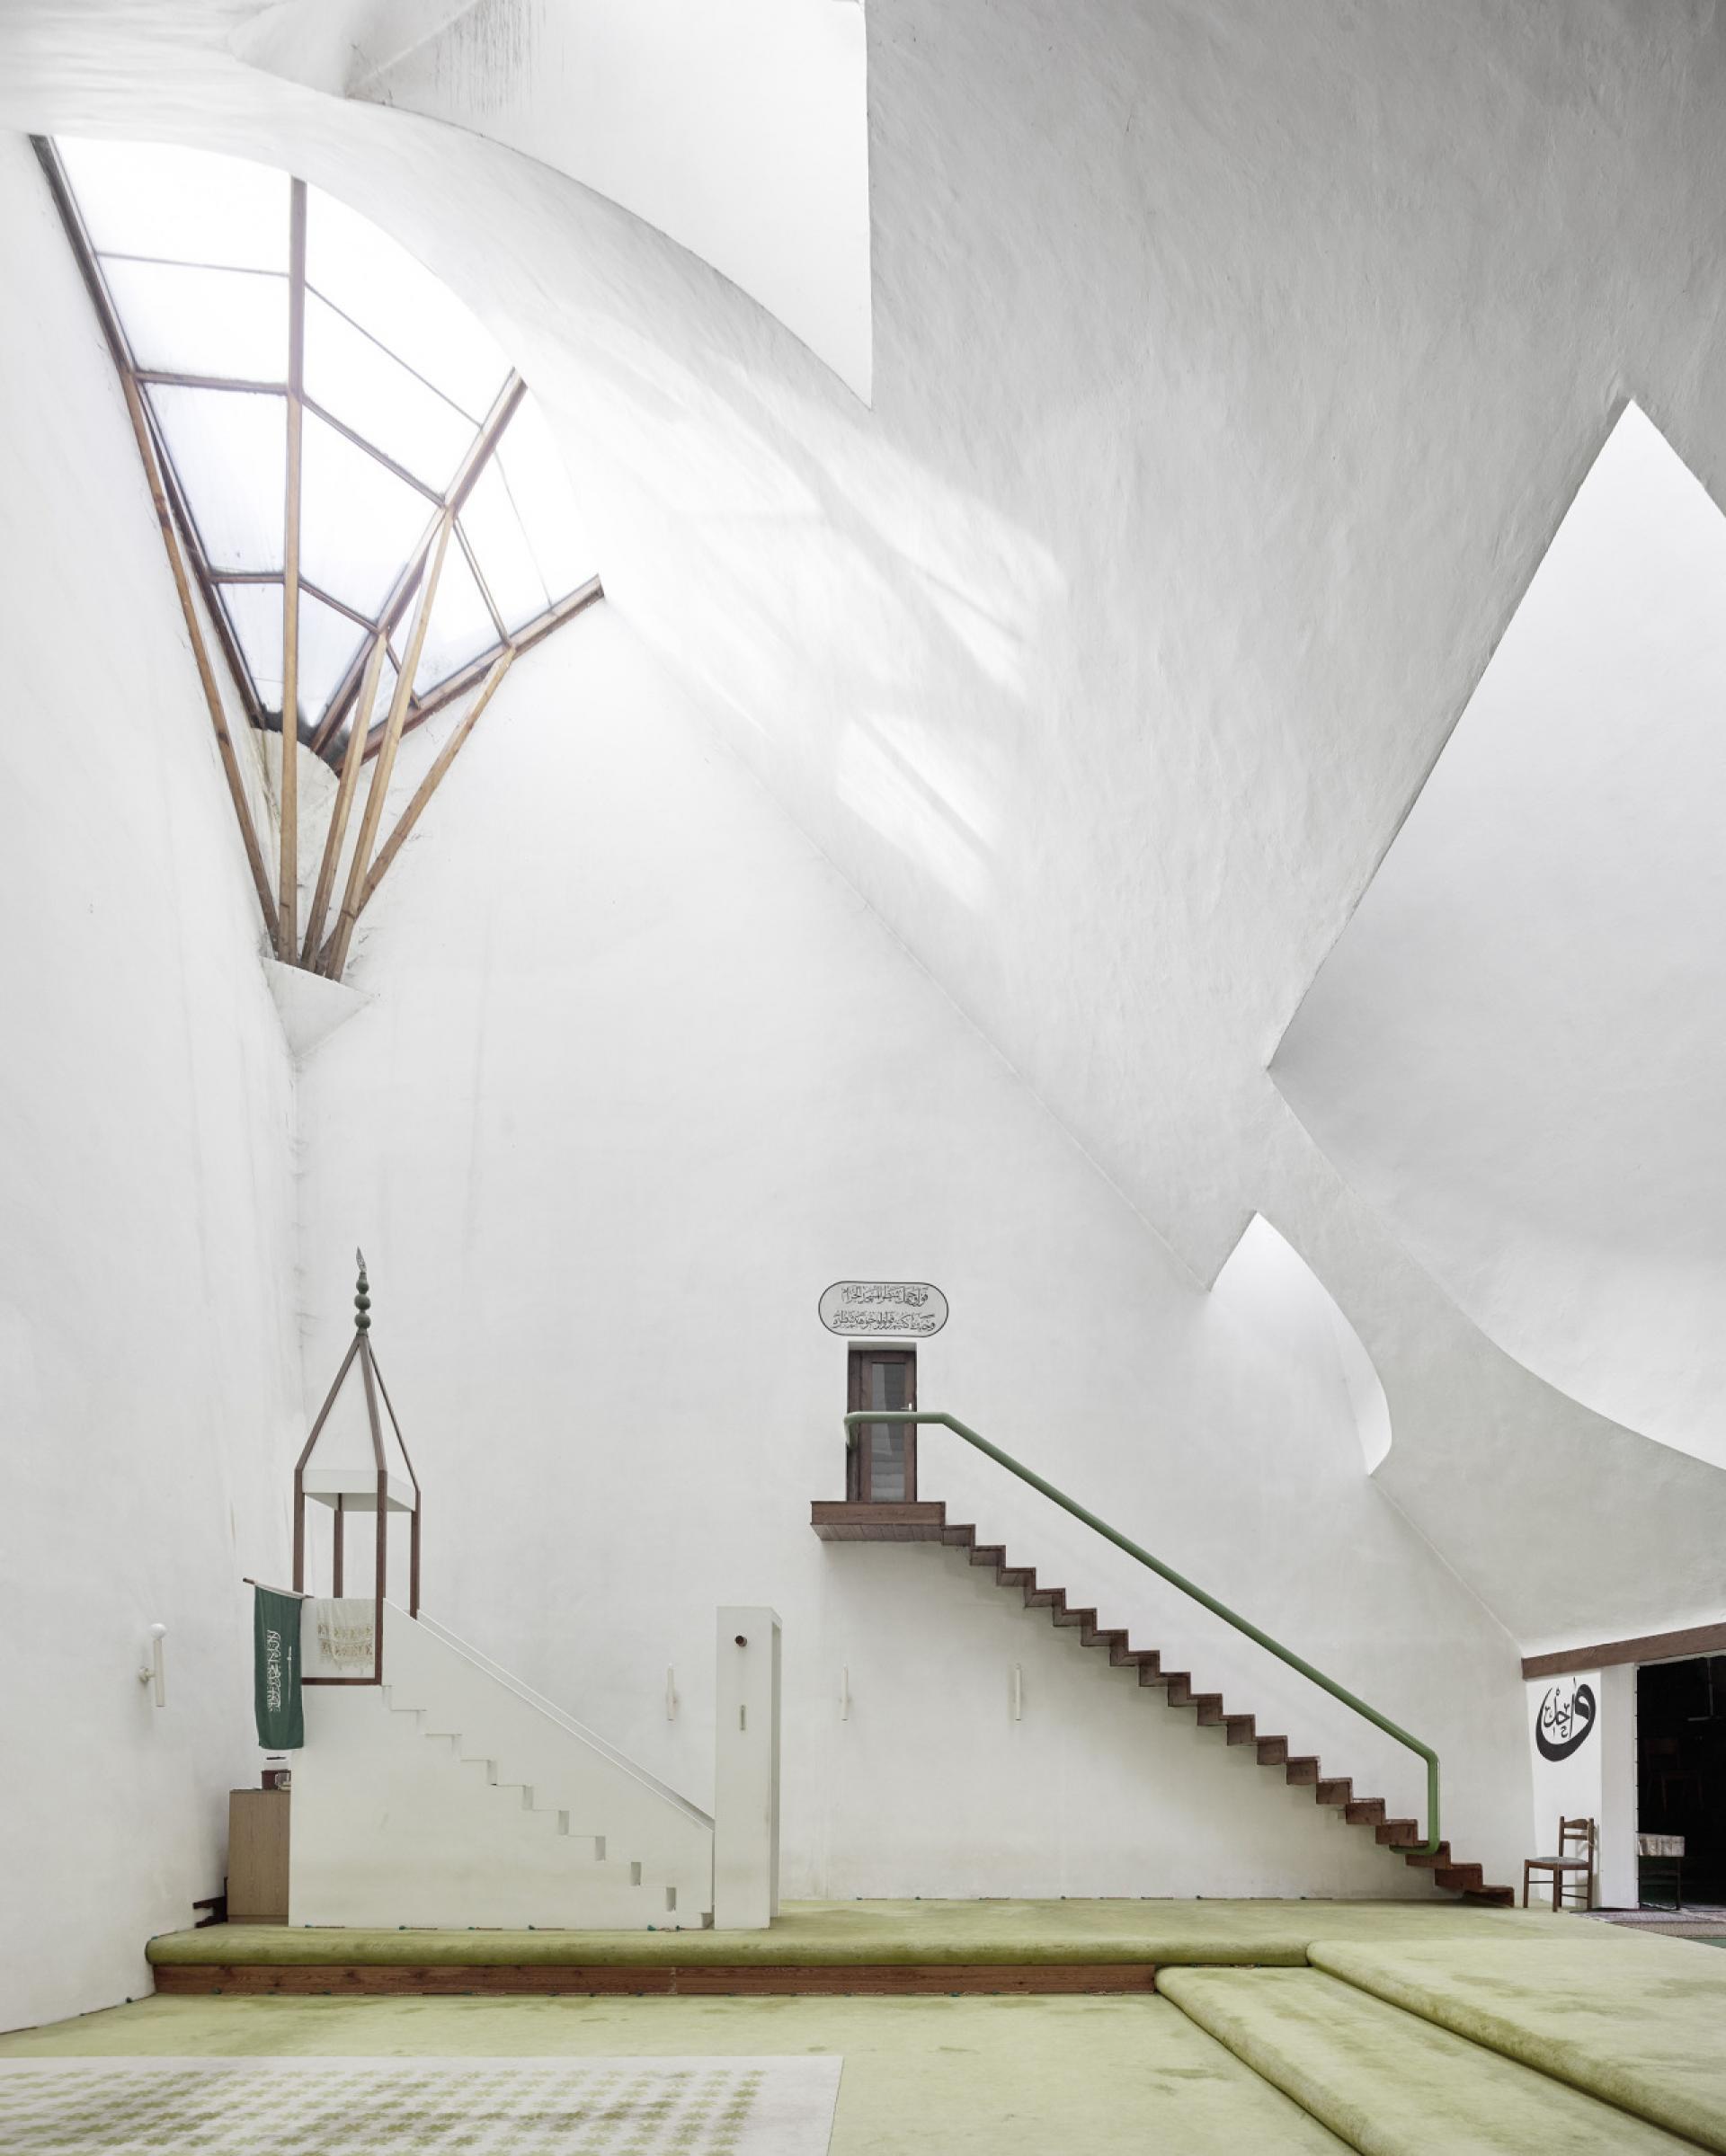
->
[1524,1816,1596,1910]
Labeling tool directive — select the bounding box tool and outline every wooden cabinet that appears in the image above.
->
[227,1788,289,1922]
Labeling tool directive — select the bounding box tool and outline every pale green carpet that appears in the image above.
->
[0,2055,841,2156]
[1310,1932,1726,2152]
[146,1896,1579,1969]
[0,1994,1350,2154]
[1160,1965,1703,2155]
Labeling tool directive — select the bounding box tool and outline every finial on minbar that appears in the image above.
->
[354,1247,371,1333]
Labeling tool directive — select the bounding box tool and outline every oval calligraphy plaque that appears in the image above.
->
[819,1280,948,1337]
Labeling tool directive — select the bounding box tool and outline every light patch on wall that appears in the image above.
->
[836,719,992,910]
[1211,1213,1392,1472]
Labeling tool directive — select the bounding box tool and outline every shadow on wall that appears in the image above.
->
[1211,1212,1392,1472]
[1270,403,1726,1470]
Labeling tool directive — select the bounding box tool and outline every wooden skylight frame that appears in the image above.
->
[33,134,604,980]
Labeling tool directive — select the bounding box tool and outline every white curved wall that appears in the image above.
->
[0,137,303,2035]
[1273,405,1726,1468]
[291,602,1529,1902]
[4,0,1726,2012]
[232,0,873,399]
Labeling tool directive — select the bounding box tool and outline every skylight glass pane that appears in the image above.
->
[297,594,368,729]
[414,541,502,694]
[102,258,287,382]
[147,386,285,572]
[458,464,550,632]
[58,138,288,271]
[306,189,512,421]
[299,412,433,617]
[219,582,284,712]
[495,399,597,602]
[303,292,475,490]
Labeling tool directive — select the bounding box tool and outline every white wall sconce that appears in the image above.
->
[1011,1664,1023,1723]
[839,1666,851,1722]
[138,1623,167,1707]
[665,1667,679,1721]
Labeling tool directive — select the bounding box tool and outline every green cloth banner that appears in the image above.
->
[253,1586,304,1750]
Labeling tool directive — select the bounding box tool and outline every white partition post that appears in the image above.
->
[714,1607,781,1930]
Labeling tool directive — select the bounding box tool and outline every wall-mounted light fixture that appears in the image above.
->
[138,1623,167,1707]
[1011,1664,1023,1723]
[839,1666,851,1722]
[665,1667,679,1721]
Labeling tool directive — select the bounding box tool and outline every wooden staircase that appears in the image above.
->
[812,1499,1514,1904]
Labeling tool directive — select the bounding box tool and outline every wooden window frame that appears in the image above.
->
[847,1347,918,1503]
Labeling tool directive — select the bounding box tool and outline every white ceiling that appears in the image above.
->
[231,0,874,400]
[1274,404,1726,1468]
[4,0,1725,1645]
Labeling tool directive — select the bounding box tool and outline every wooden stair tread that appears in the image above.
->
[813,1498,1506,1903]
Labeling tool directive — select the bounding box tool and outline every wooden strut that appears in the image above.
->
[357,647,514,919]
[119,372,280,941]
[378,577,601,742]
[321,512,454,979]
[309,374,526,758]
[278,179,307,960]
[303,629,389,963]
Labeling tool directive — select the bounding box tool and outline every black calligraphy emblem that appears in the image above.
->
[1535,1680,1597,1761]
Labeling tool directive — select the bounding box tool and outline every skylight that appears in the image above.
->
[47,137,601,759]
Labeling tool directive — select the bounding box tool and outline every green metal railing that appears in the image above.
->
[843,1408,1440,1856]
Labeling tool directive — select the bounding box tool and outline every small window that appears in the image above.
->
[848,1348,917,1503]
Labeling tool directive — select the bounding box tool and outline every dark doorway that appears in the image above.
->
[847,1348,917,1502]
[1638,1655,1726,1905]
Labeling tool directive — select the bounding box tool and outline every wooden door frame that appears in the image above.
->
[847,1346,919,1501]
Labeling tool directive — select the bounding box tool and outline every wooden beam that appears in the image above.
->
[1522,1620,1726,1680]
[374,575,602,742]
[119,370,280,941]
[308,373,526,756]
[153,1961,1159,1997]
[278,178,307,961]
[302,630,388,964]
[355,648,513,919]
[322,513,453,978]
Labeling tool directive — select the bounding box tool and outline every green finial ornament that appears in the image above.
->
[354,1247,371,1333]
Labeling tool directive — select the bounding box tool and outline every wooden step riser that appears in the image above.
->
[818,1504,1515,1903]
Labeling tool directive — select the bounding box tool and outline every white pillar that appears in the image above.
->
[713,1606,780,1930]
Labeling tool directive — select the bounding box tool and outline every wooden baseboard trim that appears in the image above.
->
[153,1960,1157,1998]
[1521,1619,1726,1680]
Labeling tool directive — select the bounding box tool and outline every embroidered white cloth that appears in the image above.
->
[0,2056,843,2155]
[310,1597,375,1672]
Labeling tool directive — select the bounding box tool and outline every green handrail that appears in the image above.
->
[843,1408,1440,1857]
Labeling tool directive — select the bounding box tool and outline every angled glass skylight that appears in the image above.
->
[49,136,601,759]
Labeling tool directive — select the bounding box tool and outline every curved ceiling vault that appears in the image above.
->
[1272,404,1726,1471]
[229,0,874,404]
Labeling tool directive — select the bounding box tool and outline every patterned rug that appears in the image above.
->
[0,2055,842,2154]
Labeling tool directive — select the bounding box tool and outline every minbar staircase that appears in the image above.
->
[813,1499,1513,1904]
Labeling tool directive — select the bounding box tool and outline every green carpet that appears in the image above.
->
[145,1897,1581,1970]
[1160,1965,1701,2154]
[1310,1932,1726,2152]
[0,1994,1351,2155]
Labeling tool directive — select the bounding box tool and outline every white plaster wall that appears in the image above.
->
[6,0,1721,1664]
[232,0,873,398]
[1525,1667,1636,1911]
[0,135,303,2032]
[292,606,1526,1896]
